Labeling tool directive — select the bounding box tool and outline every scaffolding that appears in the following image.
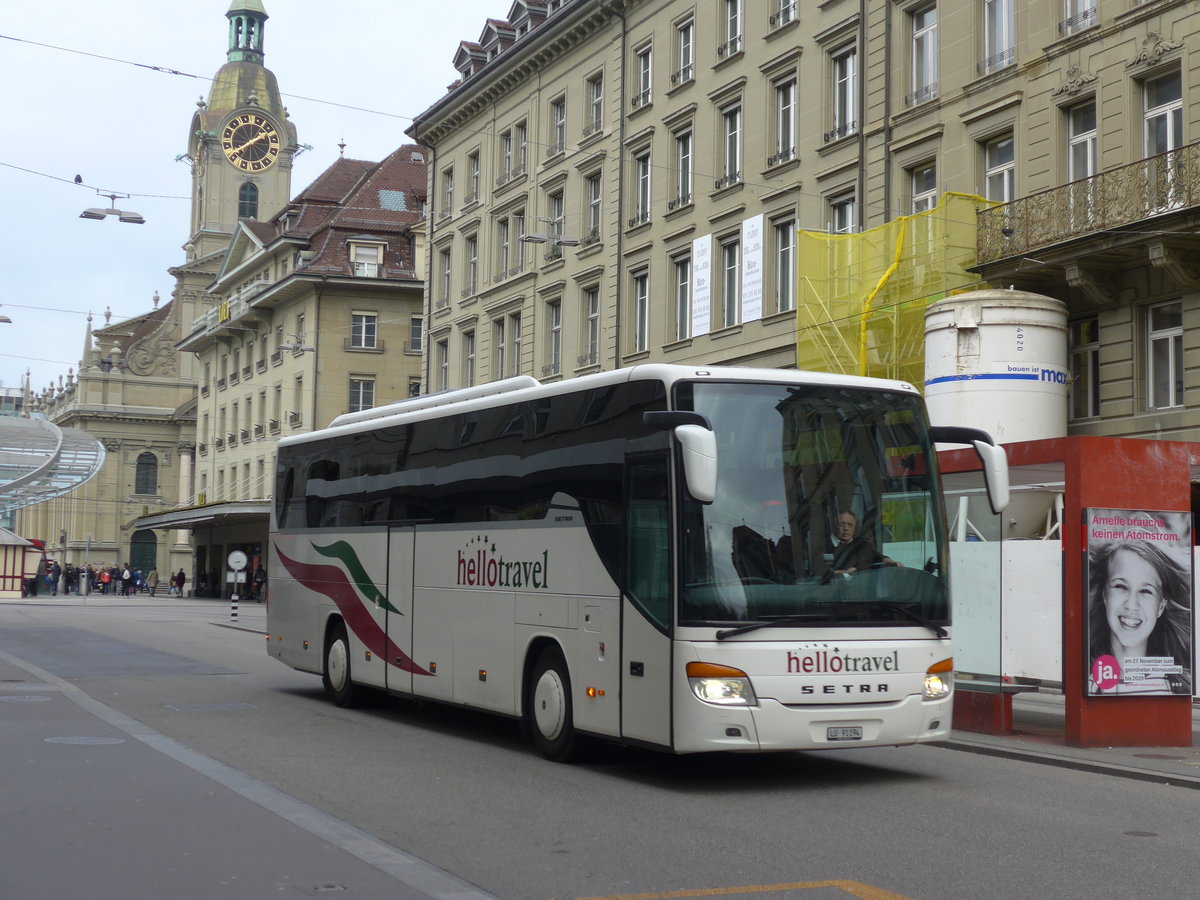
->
[796,192,995,388]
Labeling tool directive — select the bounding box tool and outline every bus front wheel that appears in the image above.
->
[323,621,360,708]
[528,645,577,761]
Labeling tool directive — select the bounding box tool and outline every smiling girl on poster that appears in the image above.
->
[1086,509,1193,695]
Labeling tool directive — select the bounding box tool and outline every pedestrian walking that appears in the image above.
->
[251,564,267,602]
[120,563,133,597]
[148,569,159,596]
[49,560,61,596]
[172,568,187,597]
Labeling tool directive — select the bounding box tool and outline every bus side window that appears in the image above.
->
[626,459,670,631]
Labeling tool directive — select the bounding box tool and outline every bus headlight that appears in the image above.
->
[924,658,953,700]
[687,662,757,706]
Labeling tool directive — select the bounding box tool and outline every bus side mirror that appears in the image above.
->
[643,411,717,504]
[674,424,717,503]
[929,425,1009,515]
[972,440,1009,515]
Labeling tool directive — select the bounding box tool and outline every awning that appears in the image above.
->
[132,499,271,532]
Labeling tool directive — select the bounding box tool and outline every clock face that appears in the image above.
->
[221,114,281,171]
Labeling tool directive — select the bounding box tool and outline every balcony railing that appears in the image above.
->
[1058,7,1097,36]
[977,142,1200,264]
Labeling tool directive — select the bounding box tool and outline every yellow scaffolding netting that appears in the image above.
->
[795,192,997,388]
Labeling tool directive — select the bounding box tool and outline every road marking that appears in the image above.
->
[576,881,915,900]
[0,646,499,900]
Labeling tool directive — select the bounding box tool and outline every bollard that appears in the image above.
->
[230,592,239,622]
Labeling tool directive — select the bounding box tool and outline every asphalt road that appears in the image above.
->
[1,596,1197,900]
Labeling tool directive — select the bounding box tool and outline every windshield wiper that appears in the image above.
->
[713,603,947,640]
[850,600,947,637]
[715,614,838,640]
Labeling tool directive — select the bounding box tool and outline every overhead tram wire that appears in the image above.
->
[2,30,990,230]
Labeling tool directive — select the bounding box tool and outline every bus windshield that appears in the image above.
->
[676,380,948,630]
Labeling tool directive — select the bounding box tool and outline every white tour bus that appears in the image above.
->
[267,365,1007,759]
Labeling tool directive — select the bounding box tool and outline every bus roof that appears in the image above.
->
[282,365,920,449]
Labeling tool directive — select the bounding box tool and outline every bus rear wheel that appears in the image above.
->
[322,621,361,708]
[528,645,577,761]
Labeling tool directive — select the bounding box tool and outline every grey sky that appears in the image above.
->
[0,0,503,394]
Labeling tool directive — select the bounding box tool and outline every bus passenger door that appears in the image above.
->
[386,526,417,695]
[620,459,673,749]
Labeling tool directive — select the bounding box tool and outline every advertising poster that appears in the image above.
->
[691,234,711,337]
[1085,508,1193,696]
[741,214,763,323]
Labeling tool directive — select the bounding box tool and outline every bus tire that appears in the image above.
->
[322,621,360,708]
[528,645,577,762]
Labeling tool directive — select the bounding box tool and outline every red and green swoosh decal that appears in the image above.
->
[274,542,432,676]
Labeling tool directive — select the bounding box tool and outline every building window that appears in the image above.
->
[1144,71,1183,158]
[910,7,937,105]
[582,286,600,365]
[720,104,742,187]
[772,79,796,165]
[720,0,742,56]
[238,182,258,219]
[911,163,938,213]
[674,257,691,340]
[549,98,566,155]
[631,149,651,226]
[438,248,452,304]
[463,331,476,387]
[134,452,158,495]
[497,211,527,276]
[773,0,797,28]
[586,74,604,134]
[1068,102,1097,181]
[1060,0,1096,37]
[349,378,375,413]
[633,45,653,110]
[437,339,449,392]
[546,300,562,375]
[674,130,692,207]
[515,121,528,174]
[830,193,857,233]
[1148,301,1183,409]
[465,235,478,294]
[350,243,384,277]
[633,271,650,352]
[721,239,741,327]
[441,167,454,217]
[509,313,522,376]
[500,129,513,180]
[548,191,565,241]
[585,172,602,241]
[984,135,1015,203]
[981,0,1014,75]
[493,318,507,381]
[1069,317,1100,420]
[409,316,423,353]
[1067,102,1097,225]
[675,19,694,84]
[351,312,378,349]
[466,151,480,204]
[828,46,857,142]
[774,221,796,313]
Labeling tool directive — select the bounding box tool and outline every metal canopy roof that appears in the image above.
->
[0,417,106,515]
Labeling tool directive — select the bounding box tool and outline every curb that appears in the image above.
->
[935,737,1200,790]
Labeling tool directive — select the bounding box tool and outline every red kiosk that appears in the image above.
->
[941,435,1195,748]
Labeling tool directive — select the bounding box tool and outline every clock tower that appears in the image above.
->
[185,0,297,260]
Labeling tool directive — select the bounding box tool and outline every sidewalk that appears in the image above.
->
[940,691,1200,788]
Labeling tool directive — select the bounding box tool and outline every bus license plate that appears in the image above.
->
[827,726,863,742]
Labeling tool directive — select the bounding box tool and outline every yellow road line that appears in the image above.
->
[575,880,916,900]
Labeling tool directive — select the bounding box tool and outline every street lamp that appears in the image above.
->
[80,191,145,225]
